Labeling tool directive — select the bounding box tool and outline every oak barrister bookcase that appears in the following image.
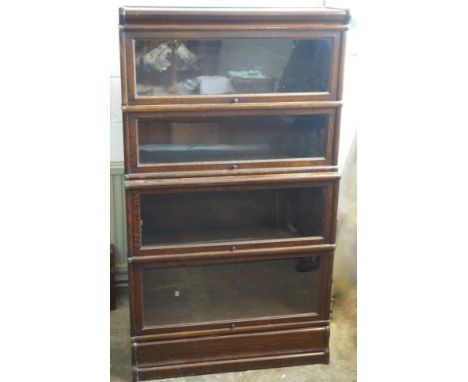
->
[119,6,350,381]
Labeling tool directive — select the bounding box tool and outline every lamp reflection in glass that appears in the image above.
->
[141,40,197,94]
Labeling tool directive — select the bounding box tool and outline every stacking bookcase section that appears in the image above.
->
[129,250,334,381]
[119,7,350,106]
[129,251,334,335]
[125,172,339,257]
[119,6,350,381]
[134,328,330,381]
[123,104,341,179]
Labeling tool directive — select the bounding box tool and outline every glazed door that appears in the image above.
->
[131,252,333,334]
[125,107,339,176]
[140,187,325,246]
[126,173,339,256]
[122,30,343,105]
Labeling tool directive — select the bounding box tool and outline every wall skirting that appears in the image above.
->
[110,161,128,283]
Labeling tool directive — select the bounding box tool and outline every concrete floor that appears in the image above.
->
[110,286,356,382]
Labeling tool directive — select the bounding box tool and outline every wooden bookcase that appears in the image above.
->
[119,6,350,381]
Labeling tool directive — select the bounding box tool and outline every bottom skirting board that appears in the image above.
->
[132,326,330,380]
[134,351,329,381]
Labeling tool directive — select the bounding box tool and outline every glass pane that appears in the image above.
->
[143,256,322,326]
[140,186,324,246]
[134,39,332,96]
[138,114,327,164]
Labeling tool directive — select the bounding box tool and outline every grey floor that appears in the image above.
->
[110,286,356,382]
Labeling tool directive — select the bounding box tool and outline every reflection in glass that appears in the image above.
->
[138,115,327,164]
[143,256,322,326]
[134,39,332,96]
[140,186,325,246]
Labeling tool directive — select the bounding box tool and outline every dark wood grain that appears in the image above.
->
[135,327,328,366]
[136,351,329,380]
[125,165,339,181]
[129,244,336,264]
[125,171,340,191]
[120,7,350,26]
[122,100,342,113]
[125,175,339,257]
[337,30,348,100]
[119,29,128,106]
[121,30,343,106]
[133,319,331,342]
[129,251,334,337]
[119,6,349,380]
[124,105,340,177]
